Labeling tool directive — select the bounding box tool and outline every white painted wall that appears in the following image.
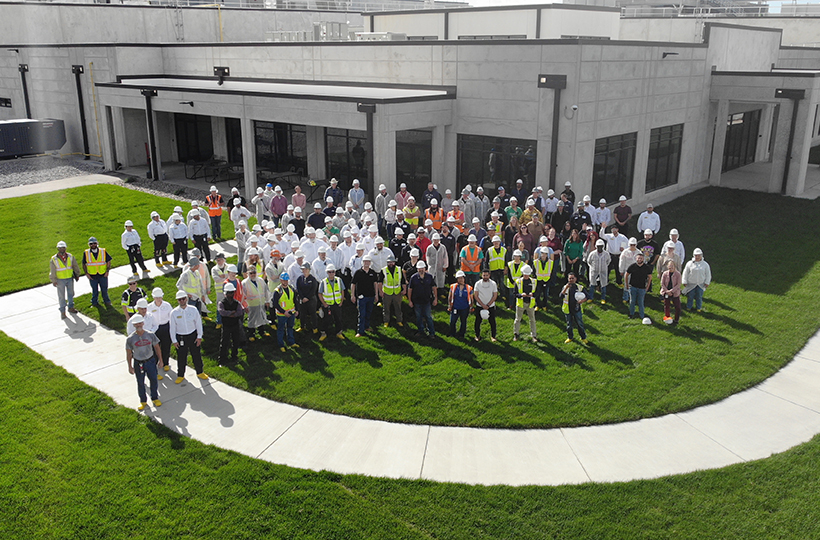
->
[371,12,445,38]
[449,10,537,39]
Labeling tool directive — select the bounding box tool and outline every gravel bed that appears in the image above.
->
[116,176,212,204]
[0,156,105,189]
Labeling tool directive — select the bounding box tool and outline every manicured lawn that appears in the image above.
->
[0,183,241,295]
[1,331,820,539]
[73,186,820,428]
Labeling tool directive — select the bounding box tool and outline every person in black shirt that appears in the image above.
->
[560,271,588,344]
[561,182,575,208]
[636,229,660,293]
[570,201,593,231]
[296,262,319,335]
[121,276,147,319]
[351,255,379,337]
[290,210,306,238]
[407,260,437,338]
[550,201,570,232]
[307,203,327,230]
[485,198,509,228]
[625,254,653,320]
[217,282,245,365]
[389,229,407,261]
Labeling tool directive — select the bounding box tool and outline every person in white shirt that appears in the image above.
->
[251,187,267,224]
[282,240,301,270]
[230,198,252,231]
[166,205,184,228]
[288,252,306,282]
[637,203,661,234]
[348,244,365,278]
[361,202,378,228]
[211,253,229,329]
[326,235,345,270]
[604,225,628,285]
[361,224,379,254]
[169,290,207,384]
[348,179,366,210]
[186,201,209,225]
[146,211,170,269]
[147,287,173,374]
[374,184,390,231]
[312,247,331,281]
[669,228,686,261]
[544,189,559,216]
[122,219,149,279]
[619,237,640,301]
[234,221,250,274]
[682,248,711,311]
[187,212,212,262]
[299,228,320,263]
[168,214,189,267]
[441,189,454,214]
[473,268,499,342]
[368,238,390,275]
[595,199,612,231]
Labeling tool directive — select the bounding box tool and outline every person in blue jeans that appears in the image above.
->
[408,260,438,338]
[125,314,163,411]
[272,273,299,352]
[560,272,588,344]
[351,255,379,338]
[448,270,472,338]
[82,237,113,308]
[625,253,653,320]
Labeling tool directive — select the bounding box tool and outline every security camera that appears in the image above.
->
[571,105,578,111]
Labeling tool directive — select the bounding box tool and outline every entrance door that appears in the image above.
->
[396,129,432,195]
[722,109,761,172]
[175,113,213,162]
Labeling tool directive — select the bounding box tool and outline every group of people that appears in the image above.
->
[50,178,713,410]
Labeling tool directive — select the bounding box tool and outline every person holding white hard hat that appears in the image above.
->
[513,264,538,343]
[625,253,652,320]
[473,267,498,342]
[125,313,163,411]
[560,272,588,344]
[448,270,472,338]
[122,219,149,279]
[169,289,207,384]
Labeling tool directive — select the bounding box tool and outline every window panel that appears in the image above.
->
[592,132,636,203]
[645,124,683,193]
[456,134,536,193]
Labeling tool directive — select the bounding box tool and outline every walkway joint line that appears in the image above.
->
[559,428,592,483]
[756,387,820,416]
[255,409,310,459]
[418,425,432,479]
[673,412,748,463]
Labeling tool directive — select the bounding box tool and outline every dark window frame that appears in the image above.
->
[456,134,536,193]
[646,123,684,193]
[591,132,637,203]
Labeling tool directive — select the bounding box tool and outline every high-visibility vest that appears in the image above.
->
[486,221,503,235]
[322,277,343,305]
[213,266,228,294]
[488,247,507,272]
[277,286,295,311]
[84,248,107,275]
[382,265,402,295]
[247,260,263,277]
[515,277,535,308]
[533,257,554,282]
[403,205,420,227]
[52,254,74,279]
[448,211,465,232]
[562,283,585,314]
[426,207,445,230]
[206,194,223,217]
[450,283,472,306]
[506,260,523,288]
[181,270,202,300]
[460,245,481,273]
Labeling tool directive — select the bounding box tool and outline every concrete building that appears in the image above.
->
[2,2,820,207]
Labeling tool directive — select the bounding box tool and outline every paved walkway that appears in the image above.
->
[2,247,820,486]
[0,174,121,199]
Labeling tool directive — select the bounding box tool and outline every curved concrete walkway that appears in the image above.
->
[2,255,820,486]
[3,177,820,486]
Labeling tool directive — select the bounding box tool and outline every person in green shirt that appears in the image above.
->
[563,229,585,279]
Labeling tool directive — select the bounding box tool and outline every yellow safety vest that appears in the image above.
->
[533,257,554,282]
[277,286,295,311]
[382,265,402,295]
[181,270,202,300]
[322,277,343,305]
[562,283,585,314]
[515,277,535,309]
[403,205,420,227]
[506,260,523,288]
[84,248,107,275]
[52,254,74,279]
[488,247,507,272]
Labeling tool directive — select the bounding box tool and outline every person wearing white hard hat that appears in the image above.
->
[243,263,271,342]
[425,198,445,232]
[318,263,346,340]
[473,186,491,224]
[560,181,575,208]
[586,238,611,304]
[560,272,588,344]
[407,259,437,338]
[146,210,170,269]
[121,275,147,320]
[231,220,248,275]
[637,203,661,235]
[520,198,542,227]
[367,237,389,275]
[351,254,379,337]
[637,228,660,270]
[390,208,412,240]
[402,196,421,229]
[668,228,685,261]
[270,185,288,227]
[311,245,331,281]
[82,236,112,308]
[473,268,498,342]
[230,198,252,232]
[321,196,337,220]
[543,189,558,221]
[441,188,455,214]
[593,198,611,231]
[656,242,682,283]
[168,213,189,267]
[125,313,163,411]
[306,202,324,230]
[251,187,268,225]
[447,270,472,338]
[659,259,682,326]
[458,233,483,287]
[186,200,209,226]
[280,203,296,231]
[459,188,477,226]
[122,219,149,279]
[299,227,319,263]
[187,209,212,263]
[377,253,403,328]
[505,248,525,309]
[360,201,378,230]
[625,253,652,320]
[372,183,389,231]
[512,264,538,343]
[613,195,632,236]
[570,200,593,232]
[147,287,173,373]
[603,225,628,286]
[126,298,155,336]
[393,182,411,211]
[50,240,81,319]
[426,231,449,292]
[348,178,365,211]
[619,237,640,301]
[510,179,526,207]
[421,181,441,211]
[289,206,306,237]
[229,186,246,208]
[682,248,711,312]
[323,177,344,207]
[169,289,207,383]
[218,281,245,364]
[176,257,207,315]
[383,199,398,229]
[532,242,555,310]
[468,216,487,247]
[504,196,522,224]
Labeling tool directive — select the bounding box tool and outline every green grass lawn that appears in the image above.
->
[68,186,820,429]
[2,331,820,540]
[0,183,244,295]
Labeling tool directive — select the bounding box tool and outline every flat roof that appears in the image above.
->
[96,75,456,105]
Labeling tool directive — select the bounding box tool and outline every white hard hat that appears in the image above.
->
[619,195,627,201]
[227,264,238,273]
[452,200,460,207]
[287,224,296,232]
[191,200,199,206]
[642,317,653,325]
[329,235,339,243]
[408,233,416,240]
[318,246,328,253]
[223,282,236,292]
[343,231,352,238]
[400,183,407,189]
[233,198,241,205]
[152,287,164,297]
[539,236,549,243]
[510,197,518,202]
[455,270,466,278]
[445,189,452,194]
[210,185,217,191]
[353,179,360,185]
[410,248,420,257]
[472,217,480,223]
[526,199,535,206]
[150,211,159,218]
[492,235,501,243]
[628,237,638,245]
[416,261,427,269]
[480,309,490,320]
[575,291,587,303]
[425,219,434,226]
[130,314,144,324]
[57,240,67,248]
[394,228,404,235]
[365,202,373,210]
[644,229,654,235]
[599,198,607,204]
[246,247,259,256]
[375,236,385,244]
[379,184,386,191]
[670,228,679,236]
[369,224,378,233]
[356,243,365,250]
[275,185,283,192]
[124,220,133,227]
[314,202,322,209]
[513,249,523,257]
[430,198,438,205]
[135,298,149,309]
[175,290,188,300]
[294,207,302,213]
[294,250,305,258]
[389,200,397,207]
[431,233,441,240]
[257,187,264,194]
[326,196,334,203]
[327,264,337,272]
[521,265,533,275]
[467,234,477,242]
[596,239,605,247]
[362,255,372,262]
[693,248,704,256]
[564,181,572,187]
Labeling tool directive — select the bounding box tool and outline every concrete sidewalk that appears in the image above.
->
[2,245,820,486]
[0,174,121,199]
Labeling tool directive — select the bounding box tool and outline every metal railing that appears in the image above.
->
[621,4,820,18]
[0,0,469,12]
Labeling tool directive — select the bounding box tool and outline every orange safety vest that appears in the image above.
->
[425,207,445,230]
[206,194,224,217]
[449,210,465,232]
[460,245,481,273]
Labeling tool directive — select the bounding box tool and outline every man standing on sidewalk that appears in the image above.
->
[205,186,225,240]
[50,240,81,319]
[82,236,112,308]
[169,290,208,384]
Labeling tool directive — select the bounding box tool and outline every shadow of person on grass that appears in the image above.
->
[698,309,763,335]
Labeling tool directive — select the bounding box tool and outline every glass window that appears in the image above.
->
[456,134,536,192]
[254,121,307,175]
[325,128,368,190]
[646,124,683,193]
[591,132,637,203]
[396,129,432,196]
